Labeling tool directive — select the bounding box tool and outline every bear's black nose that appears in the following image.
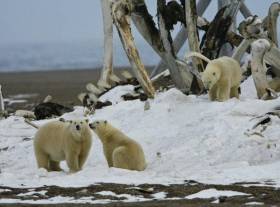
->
[89,123,95,130]
[76,125,80,130]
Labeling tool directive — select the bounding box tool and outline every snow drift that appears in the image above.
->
[0,77,280,188]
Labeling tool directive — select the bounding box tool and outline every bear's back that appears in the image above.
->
[211,57,241,84]
[34,121,67,150]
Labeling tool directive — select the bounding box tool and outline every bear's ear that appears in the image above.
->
[96,121,99,124]
[59,118,65,122]
[104,120,107,124]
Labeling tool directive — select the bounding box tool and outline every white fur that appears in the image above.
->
[34,119,92,173]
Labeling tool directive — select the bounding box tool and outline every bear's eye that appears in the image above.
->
[59,118,65,122]
[80,122,83,124]
[85,119,89,123]
[212,72,216,76]
[70,120,73,124]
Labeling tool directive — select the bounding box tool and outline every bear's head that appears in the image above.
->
[67,119,91,141]
[201,64,221,89]
[89,120,108,135]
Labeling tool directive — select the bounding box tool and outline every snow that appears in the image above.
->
[94,191,150,203]
[17,190,47,197]
[185,188,249,199]
[245,201,264,205]
[99,85,135,104]
[0,196,109,204]
[1,78,280,190]
[152,192,167,199]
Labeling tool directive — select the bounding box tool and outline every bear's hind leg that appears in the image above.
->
[230,86,239,99]
[49,160,62,171]
[112,146,130,170]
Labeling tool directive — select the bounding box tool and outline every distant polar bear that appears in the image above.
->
[34,119,92,173]
[90,120,147,171]
[186,52,242,101]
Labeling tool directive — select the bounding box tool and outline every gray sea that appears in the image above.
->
[0,40,160,72]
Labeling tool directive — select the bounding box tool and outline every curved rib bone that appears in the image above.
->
[251,39,277,100]
[112,0,155,98]
[99,0,114,85]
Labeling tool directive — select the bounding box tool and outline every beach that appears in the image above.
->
[0,67,152,111]
[0,69,102,106]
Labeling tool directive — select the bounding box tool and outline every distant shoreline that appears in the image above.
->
[0,66,120,74]
[0,66,153,111]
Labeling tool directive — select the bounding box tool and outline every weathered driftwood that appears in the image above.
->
[24,119,39,129]
[232,39,253,63]
[235,15,280,76]
[15,110,36,119]
[99,0,114,85]
[0,85,5,116]
[43,95,52,103]
[130,0,164,56]
[112,0,155,98]
[185,0,204,72]
[151,0,211,77]
[200,0,242,59]
[240,1,252,18]
[238,16,266,39]
[233,16,265,62]
[251,39,277,100]
[218,0,234,56]
[266,2,280,46]
[131,0,199,93]
[157,0,194,93]
[151,27,186,77]
[265,47,280,71]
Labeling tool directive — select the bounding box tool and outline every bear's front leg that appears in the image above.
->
[66,152,80,173]
[208,84,217,101]
[217,82,230,101]
[79,150,90,170]
[103,146,113,167]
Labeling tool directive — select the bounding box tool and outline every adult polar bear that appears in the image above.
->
[90,120,147,171]
[34,119,92,173]
[186,52,242,101]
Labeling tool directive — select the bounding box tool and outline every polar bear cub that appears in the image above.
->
[90,120,147,171]
[34,119,92,173]
[186,52,242,101]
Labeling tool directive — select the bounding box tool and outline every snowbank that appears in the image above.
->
[0,78,280,188]
[185,188,249,199]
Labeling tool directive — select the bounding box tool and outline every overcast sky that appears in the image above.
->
[0,0,278,44]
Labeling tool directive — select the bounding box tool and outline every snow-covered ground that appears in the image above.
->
[185,188,249,199]
[0,77,280,190]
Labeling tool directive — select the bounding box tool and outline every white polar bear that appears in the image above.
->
[186,52,242,101]
[33,119,92,173]
[90,120,147,171]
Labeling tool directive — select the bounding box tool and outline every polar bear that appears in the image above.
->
[90,120,147,171]
[185,52,242,101]
[33,119,92,173]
